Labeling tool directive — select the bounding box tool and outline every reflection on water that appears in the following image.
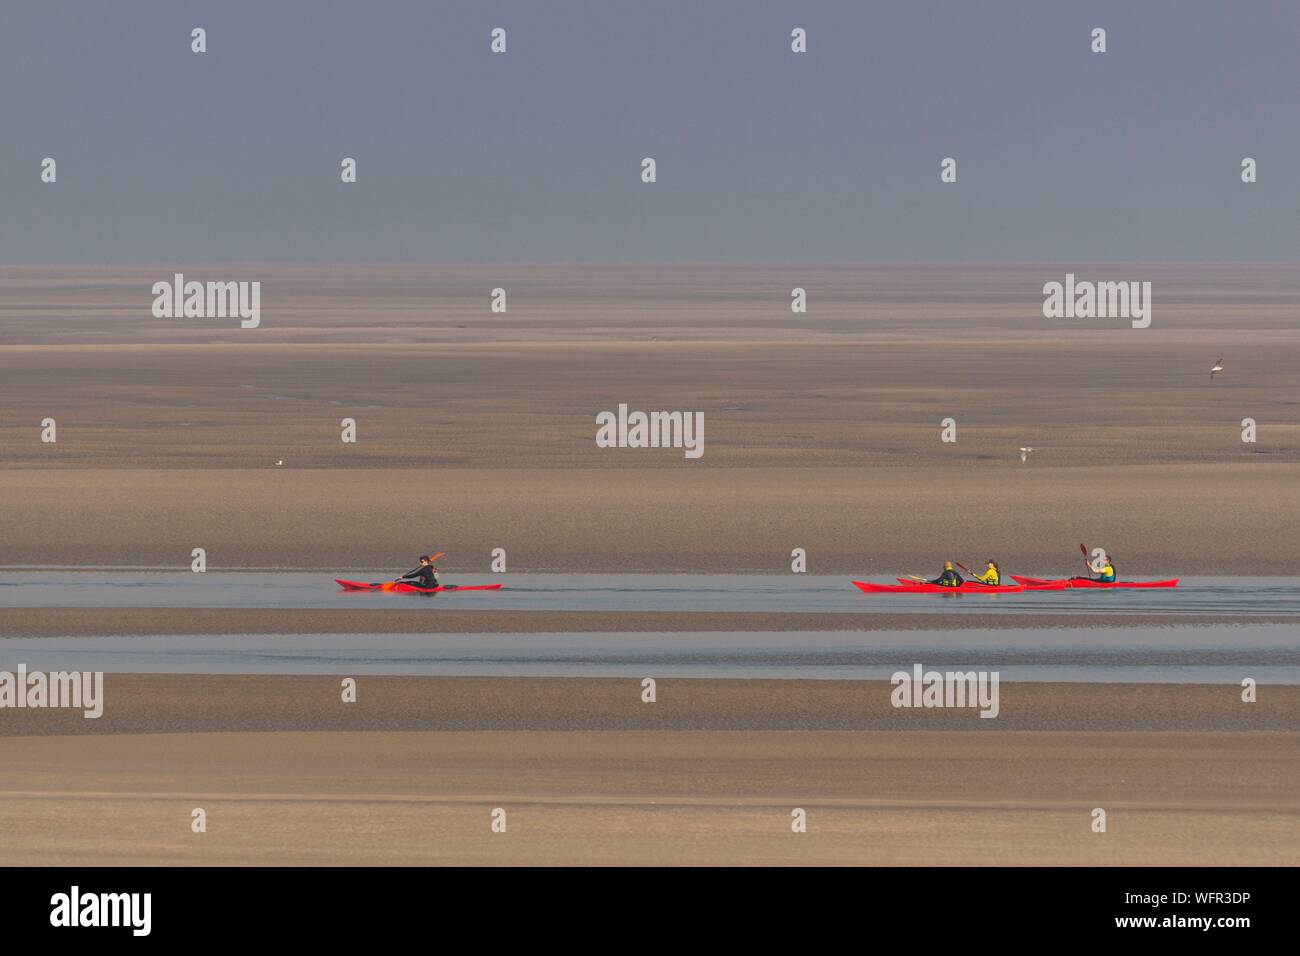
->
[0,625,1296,683]
[1,573,1299,616]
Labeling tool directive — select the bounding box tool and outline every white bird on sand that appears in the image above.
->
[1210,358,1224,380]
[276,460,283,466]
[1019,447,1034,463]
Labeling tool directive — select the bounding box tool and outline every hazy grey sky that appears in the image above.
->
[4,0,1297,262]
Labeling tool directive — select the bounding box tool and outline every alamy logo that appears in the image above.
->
[595,403,704,459]
[50,886,151,936]
[151,273,261,328]
[890,663,1000,718]
[1042,273,1151,328]
[0,665,104,718]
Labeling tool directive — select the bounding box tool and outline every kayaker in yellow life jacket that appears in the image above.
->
[929,561,964,588]
[1077,552,1116,584]
[1094,558,1116,583]
[974,560,1001,585]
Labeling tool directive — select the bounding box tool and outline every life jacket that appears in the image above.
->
[1099,563,1115,583]
[979,568,1000,585]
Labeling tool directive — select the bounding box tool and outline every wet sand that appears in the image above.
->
[5,607,1294,637]
[0,678,1294,865]
[1,676,1296,735]
[0,727,1293,866]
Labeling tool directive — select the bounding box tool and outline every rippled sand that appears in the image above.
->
[0,675,1296,865]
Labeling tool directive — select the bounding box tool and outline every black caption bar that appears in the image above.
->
[0,867,1280,942]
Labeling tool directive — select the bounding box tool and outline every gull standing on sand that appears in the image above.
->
[1210,358,1224,380]
[1019,447,1034,463]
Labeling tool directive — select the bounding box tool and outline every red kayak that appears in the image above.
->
[1010,575,1179,589]
[894,577,1069,591]
[855,580,1027,594]
[335,579,503,594]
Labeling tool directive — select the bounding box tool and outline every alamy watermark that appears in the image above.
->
[0,665,104,718]
[50,886,150,936]
[151,273,261,328]
[890,663,1000,718]
[1042,273,1151,328]
[596,403,704,459]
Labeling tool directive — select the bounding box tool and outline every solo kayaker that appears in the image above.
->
[929,561,964,588]
[973,560,1001,585]
[397,556,439,589]
[1076,553,1116,584]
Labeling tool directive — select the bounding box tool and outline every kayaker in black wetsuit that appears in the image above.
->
[397,556,439,590]
[929,561,964,588]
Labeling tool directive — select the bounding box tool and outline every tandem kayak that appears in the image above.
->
[1009,575,1179,589]
[894,577,1069,591]
[854,580,1028,594]
[335,579,503,594]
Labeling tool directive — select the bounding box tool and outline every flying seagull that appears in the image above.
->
[1210,358,1224,380]
[1019,447,1034,463]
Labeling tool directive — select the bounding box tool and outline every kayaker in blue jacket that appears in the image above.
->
[397,556,439,589]
[929,561,964,588]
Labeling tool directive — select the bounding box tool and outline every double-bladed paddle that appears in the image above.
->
[955,560,991,586]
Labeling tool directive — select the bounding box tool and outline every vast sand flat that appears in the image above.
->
[2,264,1298,571]
[0,729,1293,865]
[2,265,1296,866]
[1,464,1297,572]
[2,337,1296,468]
